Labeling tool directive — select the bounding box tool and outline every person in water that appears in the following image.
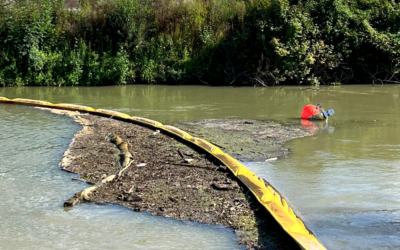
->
[301,104,334,120]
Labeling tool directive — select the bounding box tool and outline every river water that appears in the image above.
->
[1,85,399,249]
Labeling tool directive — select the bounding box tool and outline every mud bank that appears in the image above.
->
[46,109,309,249]
[178,119,311,162]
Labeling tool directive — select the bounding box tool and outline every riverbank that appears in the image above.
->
[2,0,399,86]
[45,108,311,249]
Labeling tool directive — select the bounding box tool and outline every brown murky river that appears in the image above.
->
[1,85,399,249]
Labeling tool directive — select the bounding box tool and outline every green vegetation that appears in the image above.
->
[0,0,399,86]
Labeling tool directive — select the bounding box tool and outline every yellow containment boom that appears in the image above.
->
[0,97,326,250]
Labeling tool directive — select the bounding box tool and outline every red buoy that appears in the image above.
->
[301,104,320,119]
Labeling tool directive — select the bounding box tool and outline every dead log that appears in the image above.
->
[64,175,116,206]
[110,135,133,169]
[64,135,133,207]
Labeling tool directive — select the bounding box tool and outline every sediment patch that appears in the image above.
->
[178,119,311,162]
[43,108,302,249]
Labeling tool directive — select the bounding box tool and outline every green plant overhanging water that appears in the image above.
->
[0,0,399,86]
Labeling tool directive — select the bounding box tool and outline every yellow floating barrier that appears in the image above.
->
[94,109,131,119]
[53,103,95,112]
[162,125,193,140]
[190,137,222,155]
[130,116,163,128]
[0,97,10,102]
[0,97,326,250]
[214,153,243,175]
[11,98,54,107]
[237,169,269,199]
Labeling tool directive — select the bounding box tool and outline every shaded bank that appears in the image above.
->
[46,108,312,249]
[1,0,399,86]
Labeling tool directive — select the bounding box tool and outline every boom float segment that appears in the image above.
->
[162,125,193,140]
[0,97,326,250]
[11,98,54,107]
[130,117,163,128]
[94,109,131,119]
[53,103,95,112]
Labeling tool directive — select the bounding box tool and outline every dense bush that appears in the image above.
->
[0,0,399,86]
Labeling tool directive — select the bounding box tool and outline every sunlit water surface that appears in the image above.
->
[1,85,400,249]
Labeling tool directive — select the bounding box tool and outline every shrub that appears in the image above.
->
[0,0,399,86]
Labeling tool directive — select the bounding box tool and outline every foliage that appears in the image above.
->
[0,0,399,86]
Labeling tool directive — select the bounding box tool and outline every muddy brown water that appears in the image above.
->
[1,85,400,249]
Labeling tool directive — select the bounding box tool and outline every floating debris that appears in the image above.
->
[184,158,194,163]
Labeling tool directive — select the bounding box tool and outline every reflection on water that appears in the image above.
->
[1,85,400,249]
[249,117,400,249]
[0,105,242,250]
[300,119,335,135]
[247,125,400,249]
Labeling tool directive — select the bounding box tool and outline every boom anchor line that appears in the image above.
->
[0,97,326,250]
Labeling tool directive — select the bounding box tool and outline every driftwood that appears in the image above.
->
[109,135,134,176]
[64,135,133,207]
[64,175,116,206]
[211,182,239,191]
